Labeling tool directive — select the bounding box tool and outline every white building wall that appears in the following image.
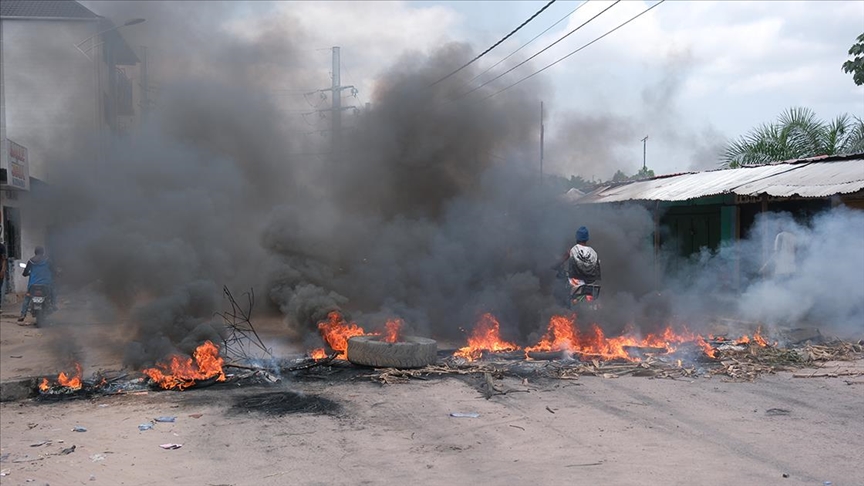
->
[1,18,112,300]
[1,18,104,180]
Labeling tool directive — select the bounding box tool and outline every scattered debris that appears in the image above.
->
[159,444,182,450]
[0,469,9,477]
[509,424,525,430]
[188,413,203,419]
[72,426,87,432]
[30,441,50,447]
[27,423,38,429]
[138,423,153,431]
[10,355,22,359]
[90,454,105,462]
[449,412,479,418]
[356,339,862,384]
[59,445,76,455]
[765,408,791,416]
[154,416,176,423]
[545,406,556,414]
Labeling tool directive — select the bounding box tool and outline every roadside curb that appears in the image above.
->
[0,377,38,402]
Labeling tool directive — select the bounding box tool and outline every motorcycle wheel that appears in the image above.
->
[33,308,43,328]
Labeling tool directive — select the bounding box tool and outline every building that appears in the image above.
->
[572,153,864,287]
[1,0,141,297]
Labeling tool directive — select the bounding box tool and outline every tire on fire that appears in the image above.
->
[347,336,438,369]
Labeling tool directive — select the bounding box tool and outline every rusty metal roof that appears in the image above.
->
[575,154,864,204]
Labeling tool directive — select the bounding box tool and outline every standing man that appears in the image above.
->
[760,224,798,281]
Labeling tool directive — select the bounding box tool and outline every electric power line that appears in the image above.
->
[465,0,590,88]
[428,0,559,87]
[481,0,666,102]
[454,0,620,101]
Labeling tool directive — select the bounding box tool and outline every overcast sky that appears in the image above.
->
[89,0,864,178]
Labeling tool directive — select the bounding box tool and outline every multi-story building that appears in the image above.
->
[1,0,140,298]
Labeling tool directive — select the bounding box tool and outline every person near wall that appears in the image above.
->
[760,226,798,281]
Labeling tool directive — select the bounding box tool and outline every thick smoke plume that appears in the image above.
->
[23,2,862,370]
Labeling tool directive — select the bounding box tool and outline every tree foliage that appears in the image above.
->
[842,33,864,86]
[723,107,864,168]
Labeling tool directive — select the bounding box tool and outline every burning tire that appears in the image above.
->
[347,336,437,369]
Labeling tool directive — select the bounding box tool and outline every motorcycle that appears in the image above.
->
[18,262,55,327]
[25,284,54,327]
[554,261,601,310]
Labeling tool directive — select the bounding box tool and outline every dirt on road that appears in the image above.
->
[1,312,862,486]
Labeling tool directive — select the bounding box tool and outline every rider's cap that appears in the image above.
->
[576,226,589,242]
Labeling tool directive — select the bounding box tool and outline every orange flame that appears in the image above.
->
[525,315,720,360]
[317,311,366,359]
[454,313,519,361]
[143,341,226,390]
[39,363,84,391]
[382,318,403,343]
[309,348,327,360]
[57,363,83,389]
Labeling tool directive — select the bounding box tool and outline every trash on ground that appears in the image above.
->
[60,445,76,455]
[30,441,50,447]
[72,426,87,432]
[90,454,105,462]
[0,469,9,477]
[188,413,203,419]
[765,408,791,416]
[138,423,153,431]
[449,412,479,418]
[159,443,182,450]
[154,416,176,423]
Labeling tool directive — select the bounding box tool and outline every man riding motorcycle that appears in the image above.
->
[18,246,55,324]
[564,226,601,306]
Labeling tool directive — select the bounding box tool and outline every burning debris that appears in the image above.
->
[453,313,519,361]
[38,364,84,393]
[143,341,227,390]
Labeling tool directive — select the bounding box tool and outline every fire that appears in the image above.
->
[317,311,367,359]
[732,327,769,347]
[309,348,327,360]
[58,363,83,389]
[382,318,403,343]
[525,315,720,360]
[39,363,83,391]
[143,341,226,390]
[454,313,519,361]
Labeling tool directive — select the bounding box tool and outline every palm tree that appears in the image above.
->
[723,107,864,168]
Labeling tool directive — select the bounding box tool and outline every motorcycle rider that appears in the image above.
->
[17,246,55,323]
[568,226,601,296]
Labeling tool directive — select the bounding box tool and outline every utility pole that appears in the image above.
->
[331,46,341,156]
[641,135,649,171]
[540,101,545,181]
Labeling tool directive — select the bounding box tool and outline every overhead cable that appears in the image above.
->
[481,0,666,101]
[428,0,558,87]
[455,0,620,100]
[465,1,590,88]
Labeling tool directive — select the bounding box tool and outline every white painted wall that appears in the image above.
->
[1,18,104,180]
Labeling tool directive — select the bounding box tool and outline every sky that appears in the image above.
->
[87,0,864,179]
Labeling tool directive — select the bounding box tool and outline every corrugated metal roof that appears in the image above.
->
[0,0,99,19]
[576,154,864,204]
